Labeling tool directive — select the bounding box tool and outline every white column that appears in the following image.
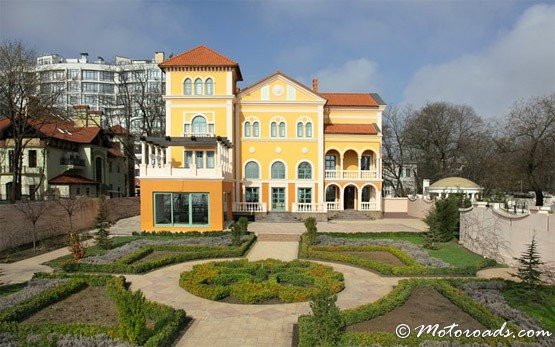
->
[339,155,344,178]
[358,155,361,179]
[141,141,146,165]
[166,147,171,167]
[147,144,153,166]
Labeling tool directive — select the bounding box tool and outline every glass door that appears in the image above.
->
[271,187,286,211]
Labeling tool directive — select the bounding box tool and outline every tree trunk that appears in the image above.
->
[534,190,544,207]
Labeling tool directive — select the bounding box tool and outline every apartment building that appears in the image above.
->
[138,46,386,231]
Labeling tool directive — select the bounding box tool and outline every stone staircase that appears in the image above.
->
[254,212,301,222]
[256,233,301,242]
[328,209,375,220]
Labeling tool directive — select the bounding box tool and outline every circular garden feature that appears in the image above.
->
[179,259,344,304]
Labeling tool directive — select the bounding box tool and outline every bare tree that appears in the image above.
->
[0,40,65,203]
[502,94,555,206]
[404,102,485,182]
[16,200,46,250]
[56,196,85,260]
[382,105,414,196]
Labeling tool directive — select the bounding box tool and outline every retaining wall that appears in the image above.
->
[459,203,554,267]
[0,197,139,251]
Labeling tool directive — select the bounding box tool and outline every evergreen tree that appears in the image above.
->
[514,235,543,289]
[309,289,345,346]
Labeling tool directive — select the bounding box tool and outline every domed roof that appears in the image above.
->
[430,177,481,189]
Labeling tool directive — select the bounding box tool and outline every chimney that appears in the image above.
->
[312,78,319,93]
[154,52,165,64]
[79,52,89,63]
[422,179,430,196]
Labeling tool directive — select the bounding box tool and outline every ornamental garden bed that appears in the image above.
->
[46,232,256,274]
[298,279,537,347]
[300,233,498,276]
[0,273,186,347]
[179,259,345,304]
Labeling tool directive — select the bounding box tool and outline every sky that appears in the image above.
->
[1,0,554,118]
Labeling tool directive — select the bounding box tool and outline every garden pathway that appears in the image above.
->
[126,258,400,347]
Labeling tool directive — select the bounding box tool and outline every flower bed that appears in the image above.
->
[298,279,533,346]
[0,279,68,312]
[301,234,496,276]
[0,273,186,347]
[180,259,344,304]
[60,234,256,274]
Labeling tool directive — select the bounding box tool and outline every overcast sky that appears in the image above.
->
[1,0,554,118]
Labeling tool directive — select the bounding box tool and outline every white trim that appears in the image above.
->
[317,104,324,204]
[295,159,314,180]
[237,73,326,103]
[226,71,232,95]
[243,159,261,180]
[269,159,288,180]
[268,183,288,211]
[226,99,232,138]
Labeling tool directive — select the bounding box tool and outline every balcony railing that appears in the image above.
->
[233,202,267,213]
[292,202,326,213]
[326,202,343,211]
[60,157,85,166]
[325,169,379,180]
[360,201,378,211]
[139,163,233,180]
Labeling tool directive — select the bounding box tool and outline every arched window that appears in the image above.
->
[270,122,277,137]
[245,161,259,179]
[252,122,260,137]
[191,116,207,133]
[297,161,312,179]
[279,122,286,137]
[95,157,103,183]
[244,122,251,137]
[271,161,286,179]
[297,122,304,138]
[205,78,213,95]
[194,78,203,95]
[306,122,313,137]
[183,78,192,95]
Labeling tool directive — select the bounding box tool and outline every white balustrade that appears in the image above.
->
[324,169,378,180]
[292,203,326,212]
[360,202,377,210]
[233,202,266,212]
[326,202,343,211]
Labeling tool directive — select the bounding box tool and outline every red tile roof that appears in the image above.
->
[321,93,380,107]
[324,123,379,135]
[0,118,101,143]
[159,45,243,80]
[109,124,127,135]
[49,171,99,185]
[108,146,124,157]
[0,118,9,132]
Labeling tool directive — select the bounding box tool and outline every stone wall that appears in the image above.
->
[0,197,139,251]
[459,203,555,267]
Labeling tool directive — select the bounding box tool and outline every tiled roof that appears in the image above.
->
[49,171,99,185]
[159,45,243,80]
[109,124,127,135]
[321,93,381,107]
[108,146,124,157]
[324,123,379,135]
[0,118,101,143]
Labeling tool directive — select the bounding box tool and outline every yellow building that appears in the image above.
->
[139,46,386,232]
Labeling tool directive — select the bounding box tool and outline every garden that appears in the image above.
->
[179,259,344,304]
[0,273,186,346]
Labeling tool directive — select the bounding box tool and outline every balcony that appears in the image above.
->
[140,163,232,179]
[60,157,85,168]
[325,169,379,180]
[292,202,326,212]
[233,202,267,213]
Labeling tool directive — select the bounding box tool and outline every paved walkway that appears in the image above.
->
[126,258,399,347]
[108,215,140,235]
[246,241,299,261]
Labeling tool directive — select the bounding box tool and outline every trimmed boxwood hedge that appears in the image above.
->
[180,259,345,304]
[61,234,256,274]
[298,278,534,346]
[0,273,186,346]
[299,234,495,276]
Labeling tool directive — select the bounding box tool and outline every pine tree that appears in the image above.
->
[309,289,345,346]
[515,235,543,289]
[95,195,112,250]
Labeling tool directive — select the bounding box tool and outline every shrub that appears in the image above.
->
[231,223,242,246]
[108,283,147,345]
[94,195,112,250]
[309,289,344,346]
[68,230,86,261]
[238,216,249,233]
[304,217,318,246]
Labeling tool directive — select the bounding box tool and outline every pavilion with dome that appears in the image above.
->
[425,177,483,201]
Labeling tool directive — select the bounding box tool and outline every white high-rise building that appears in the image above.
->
[35,51,165,133]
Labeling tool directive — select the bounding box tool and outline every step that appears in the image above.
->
[256,233,301,242]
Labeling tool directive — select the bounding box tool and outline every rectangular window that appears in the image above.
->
[154,192,209,226]
[261,85,269,100]
[325,155,336,170]
[82,70,98,80]
[28,150,37,168]
[298,188,312,204]
[405,168,411,177]
[68,81,79,92]
[245,187,259,203]
[206,151,215,169]
[184,151,193,168]
[287,85,296,100]
[195,151,204,168]
[68,69,80,79]
[361,156,372,170]
[83,82,99,92]
[208,124,215,134]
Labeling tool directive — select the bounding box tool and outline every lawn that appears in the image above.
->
[502,282,555,332]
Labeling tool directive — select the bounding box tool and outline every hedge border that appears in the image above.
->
[299,234,496,276]
[61,234,256,274]
[0,273,186,346]
[298,278,533,346]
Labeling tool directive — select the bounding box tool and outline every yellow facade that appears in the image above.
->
[139,46,385,232]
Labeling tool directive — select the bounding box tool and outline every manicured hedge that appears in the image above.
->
[62,234,256,274]
[180,259,345,304]
[300,234,495,276]
[0,273,187,346]
[298,279,533,346]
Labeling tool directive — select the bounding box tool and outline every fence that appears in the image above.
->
[459,202,554,267]
[382,195,435,219]
[0,197,139,252]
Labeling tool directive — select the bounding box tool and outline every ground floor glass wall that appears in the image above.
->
[154,192,209,226]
